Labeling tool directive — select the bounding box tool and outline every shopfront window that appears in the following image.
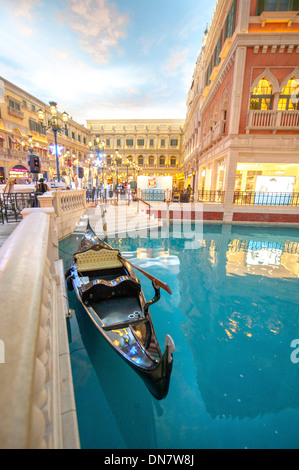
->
[235,163,299,194]
[250,79,273,110]
[278,78,299,110]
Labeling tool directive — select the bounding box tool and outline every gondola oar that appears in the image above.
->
[86,219,172,294]
[118,254,172,295]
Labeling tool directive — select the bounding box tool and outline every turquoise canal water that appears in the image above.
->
[59,223,299,449]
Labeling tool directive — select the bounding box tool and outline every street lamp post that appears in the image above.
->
[89,137,105,199]
[88,142,93,191]
[26,135,41,185]
[37,102,68,182]
[95,138,105,198]
[65,150,72,187]
[114,150,122,201]
[125,158,131,182]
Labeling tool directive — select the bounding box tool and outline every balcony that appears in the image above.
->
[259,11,298,27]
[202,131,213,150]
[246,110,299,131]
[201,121,225,151]
[8,106,24,119]
[0,147,27,160]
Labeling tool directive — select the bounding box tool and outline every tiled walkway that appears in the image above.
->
[0,222,19,248]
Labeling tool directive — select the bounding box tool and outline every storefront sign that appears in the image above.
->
[137,175,173,190]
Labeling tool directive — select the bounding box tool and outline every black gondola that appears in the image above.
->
[65,221,175,400]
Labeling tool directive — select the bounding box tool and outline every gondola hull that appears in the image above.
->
[66,222,174,400]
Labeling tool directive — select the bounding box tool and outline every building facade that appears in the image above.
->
[0,77,91,183]
[0,78,184,189]
[183,0,299,222]
[86,119,184,188]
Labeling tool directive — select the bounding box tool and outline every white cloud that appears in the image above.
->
[2,0,41,20]
[81,97,186,121]
[139,33,166,56]
[19,25,35,36]
[164,47,190,76]
[63,0,129,64]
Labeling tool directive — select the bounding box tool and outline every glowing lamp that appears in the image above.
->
[37,108,45,122]
[49,101,57,116]
[62,111,68,123]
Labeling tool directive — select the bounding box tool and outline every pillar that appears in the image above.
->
[211,160,218,192]
[237,0,251,34]
[223,150,239,222]
[228,46,247,135]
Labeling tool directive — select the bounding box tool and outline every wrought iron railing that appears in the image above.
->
[141,189,165,202]
[86,187,136,204]
[84,189,299,207]
[197,190,225,203]
[233,191,299,206]
[0,192,41,223]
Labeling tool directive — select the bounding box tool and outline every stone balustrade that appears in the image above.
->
[247,110,299,130]
[38,189,87,239]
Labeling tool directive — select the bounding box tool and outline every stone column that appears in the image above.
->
[228,46,247,135]
[4,161,9,179]
[237,0,251,34]
[223,150,239,223]
[210,160,218,191]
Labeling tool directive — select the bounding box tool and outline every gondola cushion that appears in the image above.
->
[75,248,123,272]
[81,276,141,303]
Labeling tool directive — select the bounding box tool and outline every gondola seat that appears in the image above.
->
[75,248,123,272]
[80,275,141,303]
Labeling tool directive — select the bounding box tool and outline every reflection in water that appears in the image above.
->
[68,289,158,449]
[60,224,299,449]
[176,231,299,421]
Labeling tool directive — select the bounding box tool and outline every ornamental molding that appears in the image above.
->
[250,67,280,93]
[195,31,299,119]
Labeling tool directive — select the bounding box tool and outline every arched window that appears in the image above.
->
[278,78,299,110]
[138,155,144,166]
[159,156,165,167]
[148,156,155,167]
[170,156,176,166]
[250,79,273,110]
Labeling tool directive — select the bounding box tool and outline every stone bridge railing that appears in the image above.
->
[0,190,86,448]
[38,189,87,239]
